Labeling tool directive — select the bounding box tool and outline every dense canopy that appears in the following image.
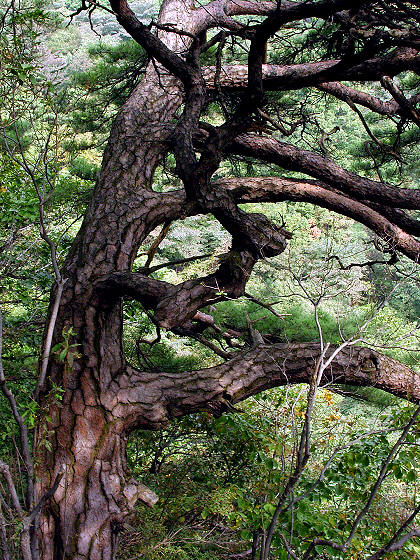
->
[3,0,420,558]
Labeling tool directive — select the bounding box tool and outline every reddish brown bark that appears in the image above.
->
[35,1,420,558]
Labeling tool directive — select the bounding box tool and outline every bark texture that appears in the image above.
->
[35,0,420,558]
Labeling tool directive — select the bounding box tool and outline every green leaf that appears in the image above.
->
[393,465,403,480]
[262,503,276,515]
[406,469,416,482]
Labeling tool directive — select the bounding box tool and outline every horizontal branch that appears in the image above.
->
[198,0,276,31]
[204,47,420,92]
[318,81,420,119]
[106,343,420,429]
[98,248,257,329]
[228,134,420,209]
[216,176,420,260]
[199,0,355,32]
[97,272,171,307]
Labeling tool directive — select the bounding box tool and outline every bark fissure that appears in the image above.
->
[108,344,420,430]
[34,0,420,558]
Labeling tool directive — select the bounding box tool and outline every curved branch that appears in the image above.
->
[158,174,420,238]
[106,343,420,429]
[99,248,257,329]
[199,0,355,32]
[109,0,193,84]
[216,175,420,260]
[204,47,420,92]
[228,134,420,209]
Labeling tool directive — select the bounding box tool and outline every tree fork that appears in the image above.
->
[33,0,420,558]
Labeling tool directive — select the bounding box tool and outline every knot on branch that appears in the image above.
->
[216,249,255,290]
[360,354,379,375]
[204,393,243,418]
[152,248,256,329]
[123,478,158,509]
[233,211,291,258]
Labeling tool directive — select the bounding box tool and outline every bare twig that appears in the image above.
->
[0,310,34,509]
[257,109,304,136]
[327,253,397,270]
[140,253,213,274]
[345,97,404,162]
[144,221,173,268]
[0,497,11,560]
[244,292,290,318]
[27,466,65,524]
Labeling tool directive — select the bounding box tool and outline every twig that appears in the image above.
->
[144,221,172,268]
[0,310,34,509]
[327,253,397,269]
[245,292,290,318]
[183,331,231,359]
[277,531,300,560]
[150,21,198,42]
[345,97,404,162]
[26,466,65,524]
[257,109,304,136]
[201,30,228,53]
[140,253,213,274]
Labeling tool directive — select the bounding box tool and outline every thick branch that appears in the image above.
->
[199,0,276,31]
[204,48,420,92]
[100,248,257,329]
[318,81,420,118]
[381,75,420,127]
[107,343,420,429]
[109,0,193,84]
[228,134,420,209]
[152,249,257,328]
[200,0,355,32]
[216,176,420,259]
[246,0,361,101]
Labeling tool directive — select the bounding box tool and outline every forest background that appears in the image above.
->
[2,0,420,558]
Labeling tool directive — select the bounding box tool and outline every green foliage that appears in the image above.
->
[0,155,39,227]
[68,156,99,181]
[51,326,81,369]
[2,2,420,558]
[121,387,420,559]
[70,40,148,132]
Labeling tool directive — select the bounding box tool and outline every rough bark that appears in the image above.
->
[36,3,194,558]
[203,48,420,92]
[35,0,420,558]
[104,343,420,429]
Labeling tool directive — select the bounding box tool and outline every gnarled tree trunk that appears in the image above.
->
[35,0,420,558]
[36,4,192,557]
